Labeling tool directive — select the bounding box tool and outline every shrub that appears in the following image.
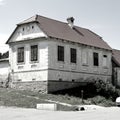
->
[88,96,116,107]
[87,78,119,101]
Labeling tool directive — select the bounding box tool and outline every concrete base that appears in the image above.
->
[36,104,57,111]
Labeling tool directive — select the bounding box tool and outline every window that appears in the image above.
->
[31,45,38,61]
[82,50,88,65]
[70,48,77,63]
[93,52,99,66]
[32,26,34,29]
[103,55,107,67]
[17,47,24,63]
[58,46,64,62]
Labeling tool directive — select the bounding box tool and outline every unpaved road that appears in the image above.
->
[0,106,120,120]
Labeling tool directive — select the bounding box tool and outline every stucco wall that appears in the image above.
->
[47,39,112,92]
[9,38,49,82]
[8,22,49,92]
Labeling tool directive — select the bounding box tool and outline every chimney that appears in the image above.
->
[67,17,74,28]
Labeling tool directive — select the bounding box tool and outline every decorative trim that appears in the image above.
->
[12,81,47,83]
[48,68,112,77]
[48,80,85,83]
[13,69,48,73]
[12,67,112,77]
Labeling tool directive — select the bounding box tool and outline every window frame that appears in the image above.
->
[57,45,64,62]
[30,45,38,62]
[103,54,108,68]
[17,47,25,64]
[70,48,77,63]
[93,52,99,66]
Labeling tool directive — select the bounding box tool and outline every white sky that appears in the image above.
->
[0,0,120,53]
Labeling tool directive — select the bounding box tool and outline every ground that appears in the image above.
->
[0,106,120,120]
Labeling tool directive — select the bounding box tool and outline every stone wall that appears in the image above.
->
[10,81,48,93]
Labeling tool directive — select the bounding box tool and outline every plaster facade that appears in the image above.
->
[7,16,112,93]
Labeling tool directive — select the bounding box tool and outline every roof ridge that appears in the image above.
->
[18,15,37,25]
[36,14,67,25]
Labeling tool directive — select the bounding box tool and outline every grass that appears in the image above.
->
[0,87,116,111]
[0,88,83,110]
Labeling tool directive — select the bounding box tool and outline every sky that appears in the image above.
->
[0,0,120,53]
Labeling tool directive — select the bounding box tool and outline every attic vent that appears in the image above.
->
[67,17,74,28]
[32,26,34,29]
[22,28,24,31]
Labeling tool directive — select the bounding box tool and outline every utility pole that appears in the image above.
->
[81,90,84,104]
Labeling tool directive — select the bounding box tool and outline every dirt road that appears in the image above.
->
[0,106,120,120]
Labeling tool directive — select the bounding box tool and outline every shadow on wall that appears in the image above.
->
[52,77,118,101]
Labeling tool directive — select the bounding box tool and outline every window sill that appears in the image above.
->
[103,66,108,69]
[93,65,99,67]
[57,61,65,64]
[82,64,88,66]
[17,62,25,65]
[70,62,77,65]
[30,61,39,64]
[18,66,24,69]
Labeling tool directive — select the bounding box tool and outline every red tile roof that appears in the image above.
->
[8,15,112,50]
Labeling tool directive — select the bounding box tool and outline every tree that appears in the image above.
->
[0,51,9,59]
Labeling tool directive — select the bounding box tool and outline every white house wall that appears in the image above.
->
[47,39,112,91]
[9,39,49,82]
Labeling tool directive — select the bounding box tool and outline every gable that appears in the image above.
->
[7,22,47,43]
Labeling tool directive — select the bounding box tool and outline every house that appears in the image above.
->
[6,15,112,93]
[112,49,120,88]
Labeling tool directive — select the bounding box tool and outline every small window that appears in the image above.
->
[32,26,34,29]
[59,78,62,81]
[32,78,36,81]
[93,52,99,66]
[17,79,22,82]
[17,47,24,63]
[103,55,108,67]
[70,48,77,63]
[58,46,64,62]
[103,55,107,58]
[31,45,38,62]
[82,50,88,65]
[23,28,24,31]
[72,79,75,82]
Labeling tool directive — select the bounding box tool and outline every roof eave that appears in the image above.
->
[6,26,18,44]
[48,36,112,51]
[112,56,120,67]
[17,21,39,26]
